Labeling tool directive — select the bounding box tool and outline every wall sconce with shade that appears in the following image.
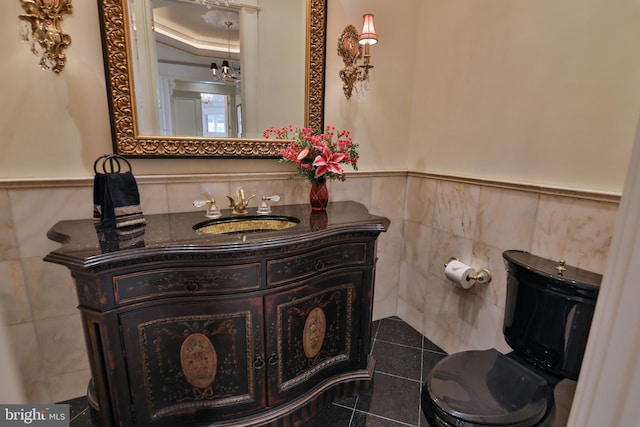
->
[338,14,378,99]
[18,0,73,74]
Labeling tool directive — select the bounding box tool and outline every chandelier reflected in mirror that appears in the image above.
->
[210,21,240,84]
[196,0,231,8]
[200,93,216,104]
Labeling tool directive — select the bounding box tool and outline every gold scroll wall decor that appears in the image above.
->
[19,0,72,74]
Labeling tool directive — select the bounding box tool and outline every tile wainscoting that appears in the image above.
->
[400,173,619,355]
[0,171,618,403]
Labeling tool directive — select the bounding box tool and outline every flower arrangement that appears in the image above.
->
[263,125,359,184]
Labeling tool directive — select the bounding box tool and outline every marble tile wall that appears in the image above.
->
[0,174,403,403]
[1,186,94,404]
[0,173,617,402]
[399,176,619,354]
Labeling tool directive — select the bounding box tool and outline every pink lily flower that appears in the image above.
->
[313,145,345,178]
[297,147,310,161]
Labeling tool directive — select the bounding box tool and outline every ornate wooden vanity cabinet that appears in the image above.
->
[45,202,389,426]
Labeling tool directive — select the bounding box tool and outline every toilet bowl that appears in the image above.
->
[421,250,601,427]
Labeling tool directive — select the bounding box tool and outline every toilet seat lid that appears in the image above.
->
[426,349,548,426]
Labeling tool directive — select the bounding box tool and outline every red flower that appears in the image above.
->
[263,125,359,184]
[297,147,310,161]
[313,145,346,178]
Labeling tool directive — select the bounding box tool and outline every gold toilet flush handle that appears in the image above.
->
[556,259,566,275]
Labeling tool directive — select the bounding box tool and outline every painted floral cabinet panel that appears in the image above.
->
[265,270,364,406]
[120,297,265,426]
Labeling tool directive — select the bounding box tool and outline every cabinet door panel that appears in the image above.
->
[120,298,265,426]
[265,270,364,405]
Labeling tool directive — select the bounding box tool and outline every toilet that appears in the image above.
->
[421,250,601,427]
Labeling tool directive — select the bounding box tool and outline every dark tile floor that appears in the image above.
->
[63,316,447,426]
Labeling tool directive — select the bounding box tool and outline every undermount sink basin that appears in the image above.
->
[194,215,300,235]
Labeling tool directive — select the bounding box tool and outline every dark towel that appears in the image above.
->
[93,171,146,228]
[95,223,146,252]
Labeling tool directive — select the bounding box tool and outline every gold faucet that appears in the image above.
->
[227,187,255,215]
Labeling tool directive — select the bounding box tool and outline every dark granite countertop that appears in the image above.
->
[44,201,390,271]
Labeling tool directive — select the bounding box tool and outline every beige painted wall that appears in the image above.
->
[1,1,110,179]
[325,0,416,173]
[1,0,638,186]
[0,0,411,179]
[408,0,640,193]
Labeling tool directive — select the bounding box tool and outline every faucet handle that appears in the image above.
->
[193,199,222,218]
[256,195,280,214]
[193,199,209,208]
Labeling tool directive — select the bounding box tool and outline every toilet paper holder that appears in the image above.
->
[445,257,492,284]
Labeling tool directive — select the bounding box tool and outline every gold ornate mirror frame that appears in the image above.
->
[97,0,327,158]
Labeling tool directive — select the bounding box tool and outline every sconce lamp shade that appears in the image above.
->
[358,14,377,45]
[210,62,218,76]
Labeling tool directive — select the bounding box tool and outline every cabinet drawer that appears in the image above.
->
[114,264,261,303]
[267,243,367,285]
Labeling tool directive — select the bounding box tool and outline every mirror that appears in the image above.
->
[98,0,327,157]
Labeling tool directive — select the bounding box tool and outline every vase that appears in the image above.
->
[309,210,328,231]
[309,179,328,211]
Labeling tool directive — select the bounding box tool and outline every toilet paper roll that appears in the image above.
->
[445,260,476,289]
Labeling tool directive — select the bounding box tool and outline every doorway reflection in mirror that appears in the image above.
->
[130,0,243,136]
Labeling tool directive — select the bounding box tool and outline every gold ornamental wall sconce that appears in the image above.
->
[337,14,378,99]
[19,0,73,74]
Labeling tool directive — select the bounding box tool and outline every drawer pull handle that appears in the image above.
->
[268,353,279,365]
[254,355,265,370]
[184,281,199,292]
[314,260,324,271]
